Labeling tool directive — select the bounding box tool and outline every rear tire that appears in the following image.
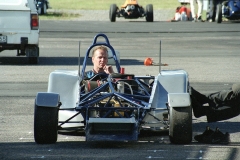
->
[27,46,39,64]
[169,107,192,144]
[215,3,222,23]
[34,102,59,144]
[109,4,117,22]
[146,4,153,22]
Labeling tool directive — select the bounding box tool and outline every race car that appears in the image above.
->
[214,0,240,23]
[34,33,192,144]
[109,0,153,22]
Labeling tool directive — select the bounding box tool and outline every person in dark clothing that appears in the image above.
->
[190,83,240,122]
[81,45,115,93]
[206,0,223,22]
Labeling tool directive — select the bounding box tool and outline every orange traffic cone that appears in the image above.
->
[144,57,168,66]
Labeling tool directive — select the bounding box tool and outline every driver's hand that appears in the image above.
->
[104,65,114,74]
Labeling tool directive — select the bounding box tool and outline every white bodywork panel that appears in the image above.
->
[47,69,190,129]
[149,69,189,109]
[142,70,190,130]
[47,70,83,127]
[168,93,190,108]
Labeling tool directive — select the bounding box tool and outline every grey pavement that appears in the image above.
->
[1,19,240,160]
[48,9,175,21]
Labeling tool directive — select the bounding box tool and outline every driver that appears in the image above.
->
[85,45,114,79]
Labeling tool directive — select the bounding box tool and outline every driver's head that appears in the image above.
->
[92,46,108,72]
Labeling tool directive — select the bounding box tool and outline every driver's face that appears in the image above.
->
[92,49,108,69]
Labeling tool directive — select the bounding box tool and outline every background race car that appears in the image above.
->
[109,0,153,22]
[215,0,240,23]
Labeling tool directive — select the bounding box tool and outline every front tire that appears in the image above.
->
[109,4,117,22]
[34,102,59,144]
[169,107,192,144]
[146,4,153,22]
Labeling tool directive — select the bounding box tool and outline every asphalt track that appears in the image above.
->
[0,20,240,160]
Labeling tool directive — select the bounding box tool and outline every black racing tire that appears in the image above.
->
[169,107,192,144]
[215,3,222,23]
[146,4,153,22]
[34,102,59,144]
[109,4,117,22]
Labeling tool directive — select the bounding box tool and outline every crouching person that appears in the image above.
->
[190,83,240,122]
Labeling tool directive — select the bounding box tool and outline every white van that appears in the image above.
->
[0,0,40,64]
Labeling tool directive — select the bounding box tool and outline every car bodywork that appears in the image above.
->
[109,0,153,22]
[0,0,39,64]
[34,33,192,144]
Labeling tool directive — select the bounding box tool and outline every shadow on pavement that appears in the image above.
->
[0,57,143,66]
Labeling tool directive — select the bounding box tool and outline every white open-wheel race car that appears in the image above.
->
[34,33,192,144]
[109,0,153,22]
